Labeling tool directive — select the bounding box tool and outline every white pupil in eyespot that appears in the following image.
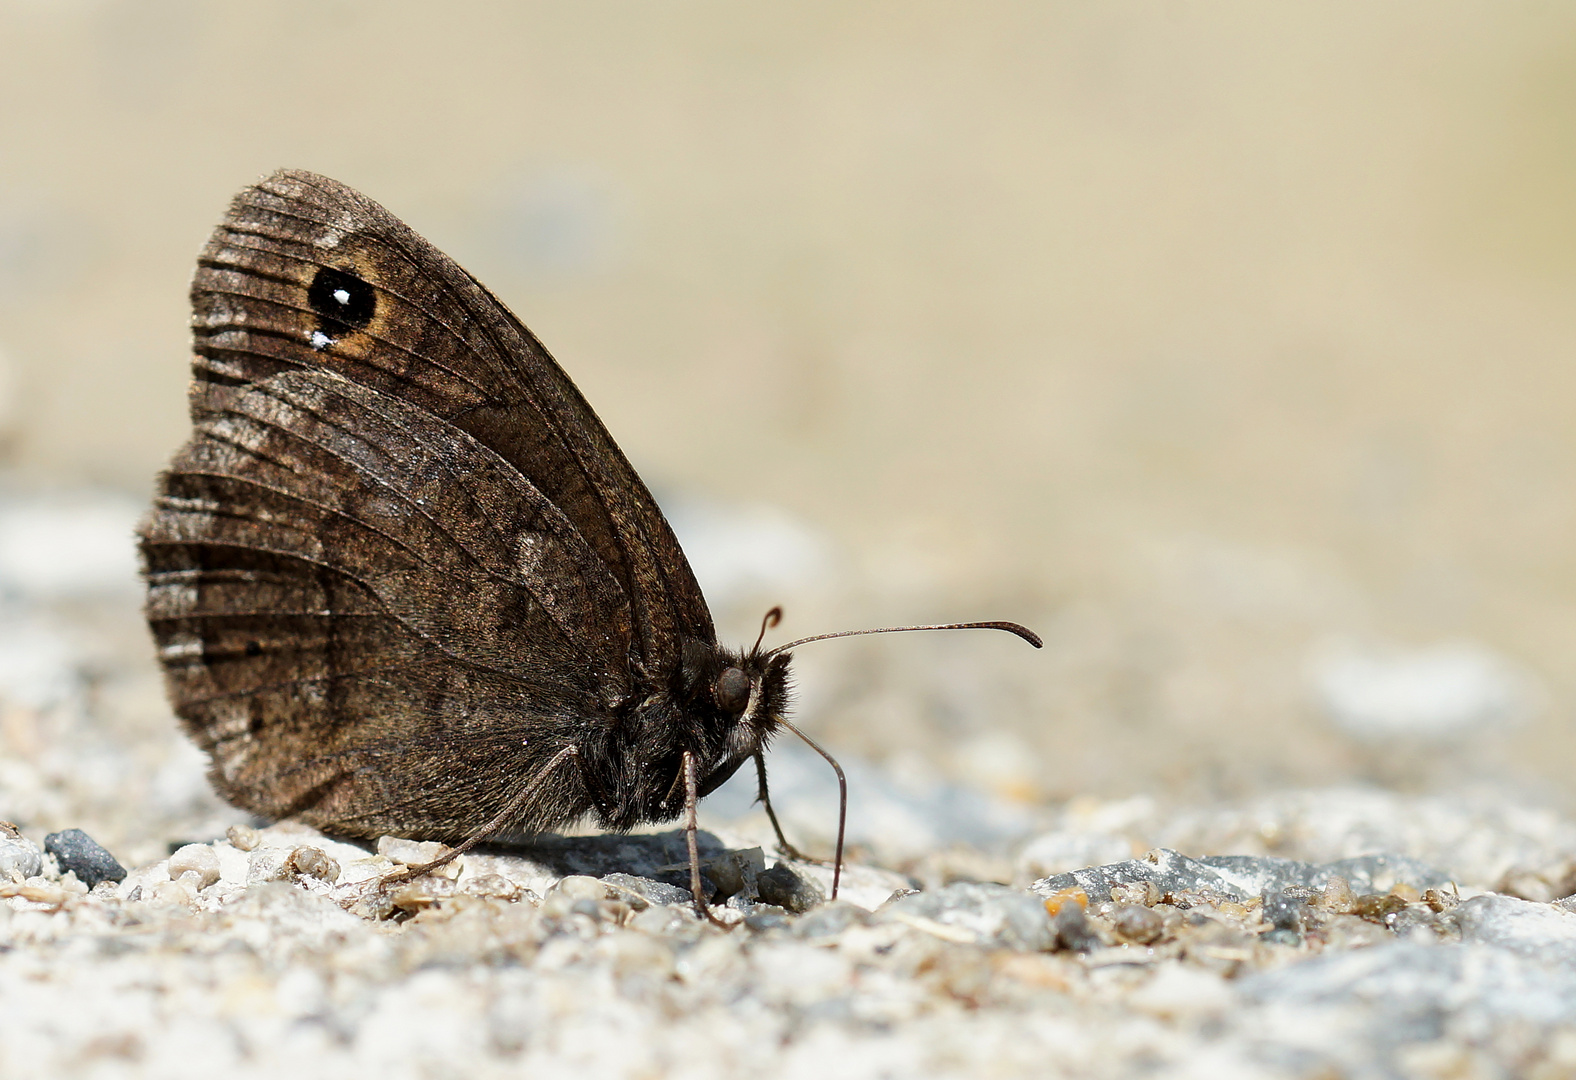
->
[310,331,332,350]
[333,288,351,305]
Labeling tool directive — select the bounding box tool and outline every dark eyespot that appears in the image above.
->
[713,667,751,714]
[307,265,376,333]
[244,640,263,657]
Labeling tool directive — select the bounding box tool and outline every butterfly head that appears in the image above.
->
[677,634,793,787]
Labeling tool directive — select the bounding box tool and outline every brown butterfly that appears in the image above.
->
[138,170,1040,914]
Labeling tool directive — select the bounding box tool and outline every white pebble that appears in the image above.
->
[168,844,221,889]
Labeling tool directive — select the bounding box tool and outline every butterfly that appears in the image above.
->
[137,170,1040,914]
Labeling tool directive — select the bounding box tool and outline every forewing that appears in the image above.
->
[189,169,712,674]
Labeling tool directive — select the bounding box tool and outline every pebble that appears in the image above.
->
[601,873,691,908]
[0,825,42,882]
[1110,903,1165,944]
[375,836,455,870]
[1052,903,1102,953]
[756,861,824,913]
[1261,890,1307,934]
[286,846,339,882]
[167,844,221,889]
[42,829,125,887]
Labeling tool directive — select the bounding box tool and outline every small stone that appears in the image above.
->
[554,875,607,902]
[541,877,606,919]
[757,862,824,914]
[1316,876,1357,914]
[744,907,792,933]
[1352,893,1409,923]
[287,846,339,882]
[1261,891,1306,934]
[1216,900,1254,920]
[1110,903,1165,944]
[376,836,453,868]
[246,847,293,884]
[461,873,523,901]
[1110,880,1160,907]
[0,828,43,882]
[226,824,261,852]
[703,847,764,901]
[602,874,691,908]
[1054,902,1102,952]
[337,856,397,886]
[389,876,456,915]
[168,844,221,889]
[151,873,201,907]
[43,829,126,887]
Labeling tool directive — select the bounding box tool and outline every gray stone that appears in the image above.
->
[1261,889,1308,934]
[1051,902,1101,952]
[756,862,824,914]
[1033,847,1453,904]
[42,829,125,887]
[703,846,764,901]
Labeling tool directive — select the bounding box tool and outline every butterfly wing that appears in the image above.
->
[141,170,712,837]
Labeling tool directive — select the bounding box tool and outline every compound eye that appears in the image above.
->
[713,667,751,714]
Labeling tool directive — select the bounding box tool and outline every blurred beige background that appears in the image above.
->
[3,1,1576,816]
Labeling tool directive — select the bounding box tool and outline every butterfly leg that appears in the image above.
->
[380,743,581,890]
[756,730,846,901]
[683,749,731,928]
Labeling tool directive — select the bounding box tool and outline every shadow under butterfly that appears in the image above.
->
[137,170,1040,919]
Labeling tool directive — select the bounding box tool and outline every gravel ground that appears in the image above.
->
[5,488,1576,1079]
[5,795,1576,1080]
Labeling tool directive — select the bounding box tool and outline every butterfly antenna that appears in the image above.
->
[760,616,1039,899]
[751,606,784,657]
[777,717,847,901]
[764,620,1042,658]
